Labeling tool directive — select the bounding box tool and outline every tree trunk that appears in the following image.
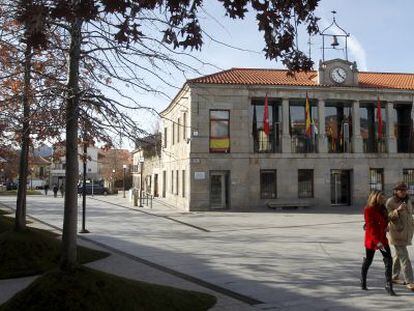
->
[15,42,32,232]
[60,17,83,271]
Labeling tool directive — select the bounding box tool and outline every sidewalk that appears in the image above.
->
[1,195,414,310]
[0,201,257,310]
[98,193,189,215]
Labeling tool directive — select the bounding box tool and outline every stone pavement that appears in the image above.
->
[1,194,414,310]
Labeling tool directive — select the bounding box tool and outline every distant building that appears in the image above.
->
[131,134,162,197]
[50,144,99,186]
[98,148,132,191]
[29,155,51,188]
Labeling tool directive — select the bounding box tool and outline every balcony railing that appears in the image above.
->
[253,139,281,153]
[363,138,387,153]
[327,137,352,153]
[253,130,281,153]
[291,135,317,153]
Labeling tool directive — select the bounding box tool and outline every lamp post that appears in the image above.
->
[111,169,115,193]
[29,167,33,190]
[80,140,89,234]
[122,164,127,198]
[139,159,144,207]
[0,168,4,190]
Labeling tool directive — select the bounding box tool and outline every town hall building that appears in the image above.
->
[133,18,414,211]
[133,60,414,211]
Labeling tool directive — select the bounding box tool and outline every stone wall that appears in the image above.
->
[185,84,414,210]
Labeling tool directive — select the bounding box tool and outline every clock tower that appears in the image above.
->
[318,58,358,86]
[317,11,358,87]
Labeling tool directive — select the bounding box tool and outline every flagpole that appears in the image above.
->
[252,104,258,151]
[305,92,312,152]
[263,93,270,137]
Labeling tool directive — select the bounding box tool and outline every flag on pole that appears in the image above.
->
[252,105,258,144]
[305,92,312,138]
[312,119,319,135]
[263,94,270,136]
[377,96,383,139]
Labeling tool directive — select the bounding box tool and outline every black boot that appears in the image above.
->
[361,257,369,290]
[384,257,397,296]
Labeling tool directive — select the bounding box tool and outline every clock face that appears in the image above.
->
[330,67,347,84]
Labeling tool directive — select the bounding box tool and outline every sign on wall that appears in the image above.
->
[194,172,206,180]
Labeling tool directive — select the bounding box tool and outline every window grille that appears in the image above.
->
[369,168,384,191]
[298,170,314,198]
[403,169,414,195]
[260,170,277,199]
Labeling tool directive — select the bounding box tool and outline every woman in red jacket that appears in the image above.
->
[361,190,396,295]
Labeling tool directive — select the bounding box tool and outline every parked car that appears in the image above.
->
[29,179,46,190]
[77,183,109,195]
[6,182,18,191]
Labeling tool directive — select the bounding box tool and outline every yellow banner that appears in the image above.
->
[210,138,230,150]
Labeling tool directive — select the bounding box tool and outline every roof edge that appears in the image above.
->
[160,83,190,116]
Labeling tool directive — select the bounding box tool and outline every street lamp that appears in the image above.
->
[139,159,144,207]
[122,164,127,198]
[0,168,4,190]
[29,167,33,190]
[80,140,89,234]
[111,169,115,193]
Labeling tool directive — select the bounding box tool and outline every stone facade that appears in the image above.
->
[141,68,414,211]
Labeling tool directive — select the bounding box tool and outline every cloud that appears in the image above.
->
[319,19,368,71]
[346,36,368,71]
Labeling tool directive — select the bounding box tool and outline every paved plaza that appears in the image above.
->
[1,194,413,310]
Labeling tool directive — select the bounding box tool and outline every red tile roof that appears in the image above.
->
[188,68,414,91]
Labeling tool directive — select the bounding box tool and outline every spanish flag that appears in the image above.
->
[305,92,312,138]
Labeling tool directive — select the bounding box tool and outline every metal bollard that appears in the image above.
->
[133,189,138,207]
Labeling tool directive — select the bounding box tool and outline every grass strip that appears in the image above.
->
[0,190,42,196]
[0,266,216,311]
[0,213,109,279]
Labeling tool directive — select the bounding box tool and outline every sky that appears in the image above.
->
[121,0,414,149]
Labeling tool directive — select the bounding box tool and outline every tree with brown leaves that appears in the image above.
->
[15,0,320,270]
